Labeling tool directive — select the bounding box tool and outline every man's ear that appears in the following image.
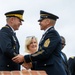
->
[46,19,50,25]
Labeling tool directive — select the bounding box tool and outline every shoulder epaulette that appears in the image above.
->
[2,26,9,28]
[70,56,75,59]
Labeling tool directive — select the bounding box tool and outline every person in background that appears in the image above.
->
[22,36,38,70]
[60,36,71,75]
[25,36,38,54]
[12,10,67,75]
[0,10,24,71]
[68,56,75,75]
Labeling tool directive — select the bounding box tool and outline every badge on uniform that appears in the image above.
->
[44,38,50,47]
[12,36,16,43]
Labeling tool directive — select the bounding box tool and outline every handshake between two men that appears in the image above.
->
[12,54,32,70]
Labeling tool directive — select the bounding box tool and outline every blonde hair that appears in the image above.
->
[25,36,38,53]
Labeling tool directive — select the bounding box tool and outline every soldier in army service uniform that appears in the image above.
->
[0,10,24,71]
[12,10,67,75]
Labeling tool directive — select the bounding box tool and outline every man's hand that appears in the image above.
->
[22,62,32,70]
[12,54,24,63]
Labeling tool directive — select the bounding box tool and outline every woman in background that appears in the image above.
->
[22,36,38,70]
[25,36,38,54]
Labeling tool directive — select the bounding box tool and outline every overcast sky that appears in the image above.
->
[0,0,75,59]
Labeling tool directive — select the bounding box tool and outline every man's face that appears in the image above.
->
[11,17,22,30]
[61,38,66,49]
[39,19,50,30]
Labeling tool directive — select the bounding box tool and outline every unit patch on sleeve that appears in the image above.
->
[44,38,50,47]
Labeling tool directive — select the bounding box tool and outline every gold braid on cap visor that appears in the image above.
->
[6,14,23,20]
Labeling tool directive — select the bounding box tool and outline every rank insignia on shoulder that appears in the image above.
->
[44,38,50,47]
[3,26,9,28]
[70,56,75,59]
